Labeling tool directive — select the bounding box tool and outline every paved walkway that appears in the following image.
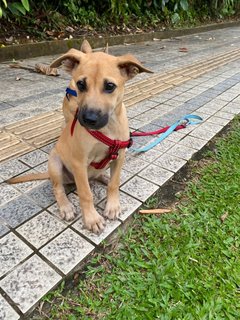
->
[0,26,240,319]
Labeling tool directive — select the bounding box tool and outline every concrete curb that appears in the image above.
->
[1,20,240,62]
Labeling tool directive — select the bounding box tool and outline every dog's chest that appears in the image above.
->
[89,142,109,163]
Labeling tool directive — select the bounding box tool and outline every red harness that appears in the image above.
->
[70,109,133,169]
[70,108,186,169]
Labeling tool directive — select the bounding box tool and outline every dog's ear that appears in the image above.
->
[118,54,153,80]
[80,40,92,53]
[50,48,84,73]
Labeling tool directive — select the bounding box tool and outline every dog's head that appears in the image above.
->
[50,44,153,130]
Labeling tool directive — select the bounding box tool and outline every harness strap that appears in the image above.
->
[70,108,78,136]
[87,130,132,169]
[70,107,132,170]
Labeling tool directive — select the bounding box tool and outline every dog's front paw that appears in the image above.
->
[59,202,76,221]
[84,210,105,234]
[104,201,121,220]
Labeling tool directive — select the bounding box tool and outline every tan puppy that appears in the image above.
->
[9,47,152,233]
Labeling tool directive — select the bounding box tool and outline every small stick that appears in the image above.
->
[139,208,172,214]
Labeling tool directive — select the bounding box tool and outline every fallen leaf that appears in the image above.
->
[6,36,13,43]
[35,63,59,76]
[65,26,74,33]
[220,212,228,223]
[179,47,188,52]
[139,208,172,214]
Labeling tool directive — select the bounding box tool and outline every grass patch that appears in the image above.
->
[39,118,240,320]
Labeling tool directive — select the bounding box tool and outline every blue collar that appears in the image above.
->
[66,87,77,100]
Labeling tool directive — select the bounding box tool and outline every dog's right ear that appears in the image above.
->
[50,48,84,73]
[80,40,92,53]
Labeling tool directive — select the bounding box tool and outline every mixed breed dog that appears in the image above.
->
[9,40,153,234]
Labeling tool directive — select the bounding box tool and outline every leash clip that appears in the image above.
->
[179,119,189,127]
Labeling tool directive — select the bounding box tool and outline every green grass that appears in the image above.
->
[42,118,240,320]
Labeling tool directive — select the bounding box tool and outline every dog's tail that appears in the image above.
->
[7,172,49,184]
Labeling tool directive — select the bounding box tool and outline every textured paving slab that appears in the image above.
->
[0,26,240,319]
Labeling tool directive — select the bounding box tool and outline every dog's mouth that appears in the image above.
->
[77,108,109,130]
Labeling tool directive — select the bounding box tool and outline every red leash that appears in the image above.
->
[130,124,186,137]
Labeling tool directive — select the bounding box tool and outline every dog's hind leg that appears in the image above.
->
[48,149,76,221]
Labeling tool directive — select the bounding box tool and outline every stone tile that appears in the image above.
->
[149,93,172,103]
[89,181,107,204]
[72,208,121,245]
[128,148,162,163]
[0,294,20,320]
[221,101,240,114]
[127,100,159,117]
[0,255,61,314]
[138,164,173,186]
[164,131,187,143]
[18,150,48,167]
[166,144,197,160]
[47,192,81,223]
[206,115,230,126]
[0,221,9,237]
[99,191,142,222]
[40,228,94,274]
[122,156,149,174]
[214,110,235,120]
[0,159,29,181]
[178,135,208,150]
[17,211,66,249]
[40,142,56,154]
[129,118,148,130]
[137,122,164,134]
[120,176,158,202]
[34,161,48,173]
[135,108,169,123]
[217,91,238,102]
[120,169,135,186]
[153,103,174,114]
[0,233,33,278]
[154,153,187,172]
[26,181,56,208]
[192,111,211,121]
[190,122,223,140]
[0,183,20,206]
[0,195,41,228]
[152,139,176,153]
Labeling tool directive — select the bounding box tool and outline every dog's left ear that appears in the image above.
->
[118,54,153,80]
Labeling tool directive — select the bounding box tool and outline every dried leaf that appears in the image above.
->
[220,212,228,223]
[34,63,59,76]
[139,208,172,214]
[179,47,188,52]
[65,26,74,33]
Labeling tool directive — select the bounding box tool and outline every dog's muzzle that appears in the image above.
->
[77,108,109,130]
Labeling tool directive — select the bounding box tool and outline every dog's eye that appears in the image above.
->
[77,79,87,92]
[104,82,116,93]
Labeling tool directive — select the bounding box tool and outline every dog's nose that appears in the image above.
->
[78,108,109,129]
[82,109,98,126]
